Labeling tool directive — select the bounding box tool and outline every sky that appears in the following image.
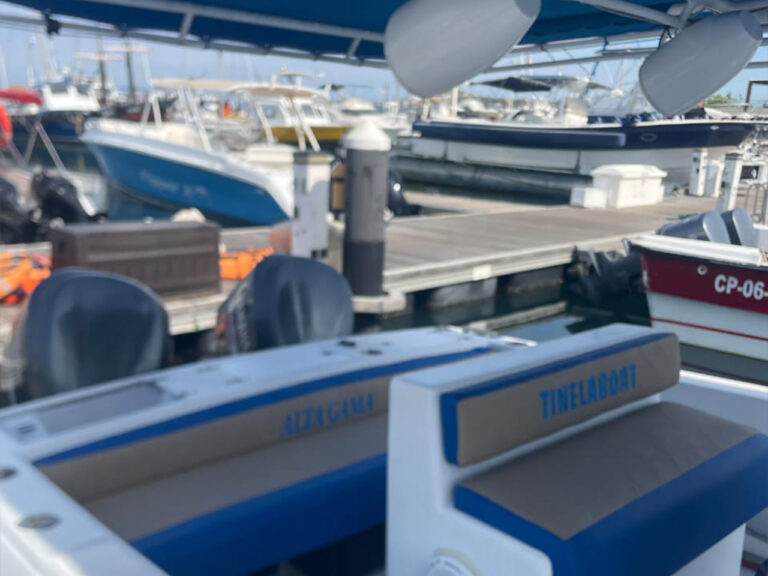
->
[0,1,766,106]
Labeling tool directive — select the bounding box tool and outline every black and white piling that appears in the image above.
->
[341,122,391,296]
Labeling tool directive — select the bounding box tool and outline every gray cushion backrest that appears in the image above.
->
[441,325,680,467]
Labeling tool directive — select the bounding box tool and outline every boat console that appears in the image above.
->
[388,324,768,575]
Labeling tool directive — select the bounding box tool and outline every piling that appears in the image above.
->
[341,121,391,296]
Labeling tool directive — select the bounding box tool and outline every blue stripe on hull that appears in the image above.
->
[603,122,757,149]
[87,143,289,226]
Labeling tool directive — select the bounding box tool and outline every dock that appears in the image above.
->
[383,194,714,293]
[0,194,716,352]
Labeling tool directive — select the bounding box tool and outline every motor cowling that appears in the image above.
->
[215,254,353,355]
[658,210,731,243]
[1,269,171,404]
[32,171,91,224]
[0,177,37,244]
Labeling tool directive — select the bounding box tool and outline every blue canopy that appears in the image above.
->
[9,0,674,62]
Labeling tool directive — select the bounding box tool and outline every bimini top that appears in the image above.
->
[9,0,676,63]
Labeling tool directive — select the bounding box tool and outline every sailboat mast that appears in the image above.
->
[125,42,136,103]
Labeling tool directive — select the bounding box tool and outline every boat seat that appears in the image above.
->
[217,254,354,353]
[455,401,768,576]
[721,207,757,246]
[387,324,768,575]
[1,269,170,402]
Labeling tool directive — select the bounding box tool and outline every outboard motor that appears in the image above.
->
[215,255,353,355]
[658,210,731,243]
[0,177,37,244]
[721,207,756,246]
[388,169,421,217]
[0,269,171,404]
[32,171,91,224]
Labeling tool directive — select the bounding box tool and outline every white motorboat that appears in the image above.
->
[82,79,305,225]
[632,209,768,379]
[0,257,765,576]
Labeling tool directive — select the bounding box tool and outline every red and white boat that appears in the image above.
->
[634,228,767,367]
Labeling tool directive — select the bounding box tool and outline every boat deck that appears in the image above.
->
[0,194,716,353]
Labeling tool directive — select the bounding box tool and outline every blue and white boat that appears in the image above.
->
[81,79,301,226]
[0,260,766,576]
[11,82,102,146]
[394,75,765,196]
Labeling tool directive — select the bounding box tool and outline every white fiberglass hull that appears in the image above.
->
[402,137,732,185]
[648,293,768,360]
[82,125,294,225]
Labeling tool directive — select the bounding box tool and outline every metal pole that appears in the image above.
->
[125,42,136,103]
[98,41,108,106]
[341,121,391,296]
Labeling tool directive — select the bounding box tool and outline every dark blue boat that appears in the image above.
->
[413,118,760,151]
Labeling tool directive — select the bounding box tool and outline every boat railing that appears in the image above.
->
[138,88,213,153]
[741,181,768,225]
[3,113,71,177]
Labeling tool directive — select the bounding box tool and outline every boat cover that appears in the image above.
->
[1,269,170,401]
[218,254,354,353]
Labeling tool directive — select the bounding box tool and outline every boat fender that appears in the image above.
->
[0,103,11,148]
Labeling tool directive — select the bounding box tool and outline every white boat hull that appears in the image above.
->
[404,137,733,185]
[648,293,768,360]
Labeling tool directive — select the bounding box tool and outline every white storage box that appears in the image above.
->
[570,186,607,208]
[591,164,667,208]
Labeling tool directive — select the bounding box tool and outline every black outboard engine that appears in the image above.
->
[387,169,420,217]
[658,210,731,243]
[32,171,91,224]
[0,177,37,244]
[0,269,171,404]
[215,255,353,355]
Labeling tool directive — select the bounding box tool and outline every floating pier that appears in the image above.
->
[0,194,717,353]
